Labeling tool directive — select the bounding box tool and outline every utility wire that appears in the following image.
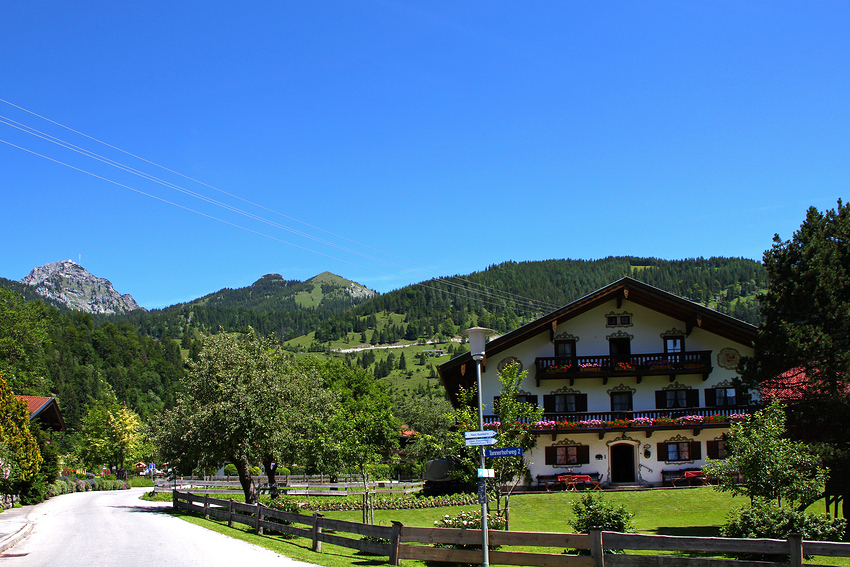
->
[0,100,560,315]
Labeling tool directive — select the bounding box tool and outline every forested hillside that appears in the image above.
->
[106,272,375,340]
[309,257,766,345]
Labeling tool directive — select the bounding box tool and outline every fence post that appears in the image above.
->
[589,528,605,567]
[256,503,264,535]
[312,513,324,553]
[389,521,403,566]
[228,499,235,528]
[172,489,177,509]
[204,494,209,520]
[789,532,803,567]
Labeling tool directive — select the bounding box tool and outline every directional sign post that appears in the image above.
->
[465,437,497,447]
[485,447,523,458]
[464,430,497,439]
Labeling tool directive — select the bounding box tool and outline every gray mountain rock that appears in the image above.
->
[20,260,144,314]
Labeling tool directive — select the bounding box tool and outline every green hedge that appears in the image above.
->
[46,474,129,498]
[266,492,482,513]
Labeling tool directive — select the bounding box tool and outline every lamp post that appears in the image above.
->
[465,326,492,567]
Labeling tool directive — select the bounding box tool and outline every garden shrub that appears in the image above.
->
[565,494,634,556]
[569,493,635,534]
[224,463,238,477]
[249,465,261,476]
[276,466,290,476]
[721,501,846,560]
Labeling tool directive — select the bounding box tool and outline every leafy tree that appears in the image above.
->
[155,330,334,504]
[0,288,50,392]
[78,387,148,474]
[703,400,827,508]
[449,361,542,527]
[297,357,399,522]
[395,395,455,464]
[0,371,42,485]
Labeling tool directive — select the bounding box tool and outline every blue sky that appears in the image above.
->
[1,2,847,309]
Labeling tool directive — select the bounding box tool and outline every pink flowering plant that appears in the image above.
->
[532,413,749,430]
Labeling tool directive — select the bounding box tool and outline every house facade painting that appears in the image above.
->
[438,277,757,488]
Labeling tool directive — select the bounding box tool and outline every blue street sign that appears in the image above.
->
[485,447,523,458]
[464,430,497,439]
[465,437,497,447]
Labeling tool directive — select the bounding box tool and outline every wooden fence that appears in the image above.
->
[172,490,850,567]
[158,478,423,496]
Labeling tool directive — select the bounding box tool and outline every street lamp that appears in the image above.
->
[464,326,493,567]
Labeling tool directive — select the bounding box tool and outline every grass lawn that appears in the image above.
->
[157,488,849,567]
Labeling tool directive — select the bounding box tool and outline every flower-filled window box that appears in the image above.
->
[615,361,634,371]
[579,363,602,372]
[647,359,673,370]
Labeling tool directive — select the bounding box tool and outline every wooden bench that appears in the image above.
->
[661,468,704,487]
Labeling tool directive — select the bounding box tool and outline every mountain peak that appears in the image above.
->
[20,260,144,314]
[306,272,377,299]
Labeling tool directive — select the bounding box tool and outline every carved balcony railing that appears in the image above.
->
[483,405,752,438]
[533,350,713,386]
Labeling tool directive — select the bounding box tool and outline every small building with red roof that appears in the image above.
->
[14,395,66,432]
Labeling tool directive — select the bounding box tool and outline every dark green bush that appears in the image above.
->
[722,501,846,549]
[569,493,634,534]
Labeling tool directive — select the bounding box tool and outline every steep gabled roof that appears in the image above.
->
[15,395,66,432]
[438,277,758,406]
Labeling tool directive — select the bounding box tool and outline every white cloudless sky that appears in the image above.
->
[1,1,847,308]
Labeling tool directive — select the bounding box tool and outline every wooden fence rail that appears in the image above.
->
[171,490,850,567]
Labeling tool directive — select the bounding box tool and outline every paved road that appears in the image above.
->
[0,488,318,567]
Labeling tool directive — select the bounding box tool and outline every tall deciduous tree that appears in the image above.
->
[156,330,335,504]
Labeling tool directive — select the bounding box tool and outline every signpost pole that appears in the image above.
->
[465,326,492,567]
[475,355,489,567]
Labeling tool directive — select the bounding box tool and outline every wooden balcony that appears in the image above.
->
[483,405,752,439]
[533,351,713,386]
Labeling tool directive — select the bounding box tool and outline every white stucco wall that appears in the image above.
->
[477,297,754,486]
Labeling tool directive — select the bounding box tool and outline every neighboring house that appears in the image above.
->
[438,277,757,488]
[15,395,66,432]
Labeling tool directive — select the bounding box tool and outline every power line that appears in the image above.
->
[0,100,561,316]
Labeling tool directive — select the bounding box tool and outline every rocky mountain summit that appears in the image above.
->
[20,260,144,314]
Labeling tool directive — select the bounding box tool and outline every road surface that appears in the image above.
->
[1,488,318,567]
